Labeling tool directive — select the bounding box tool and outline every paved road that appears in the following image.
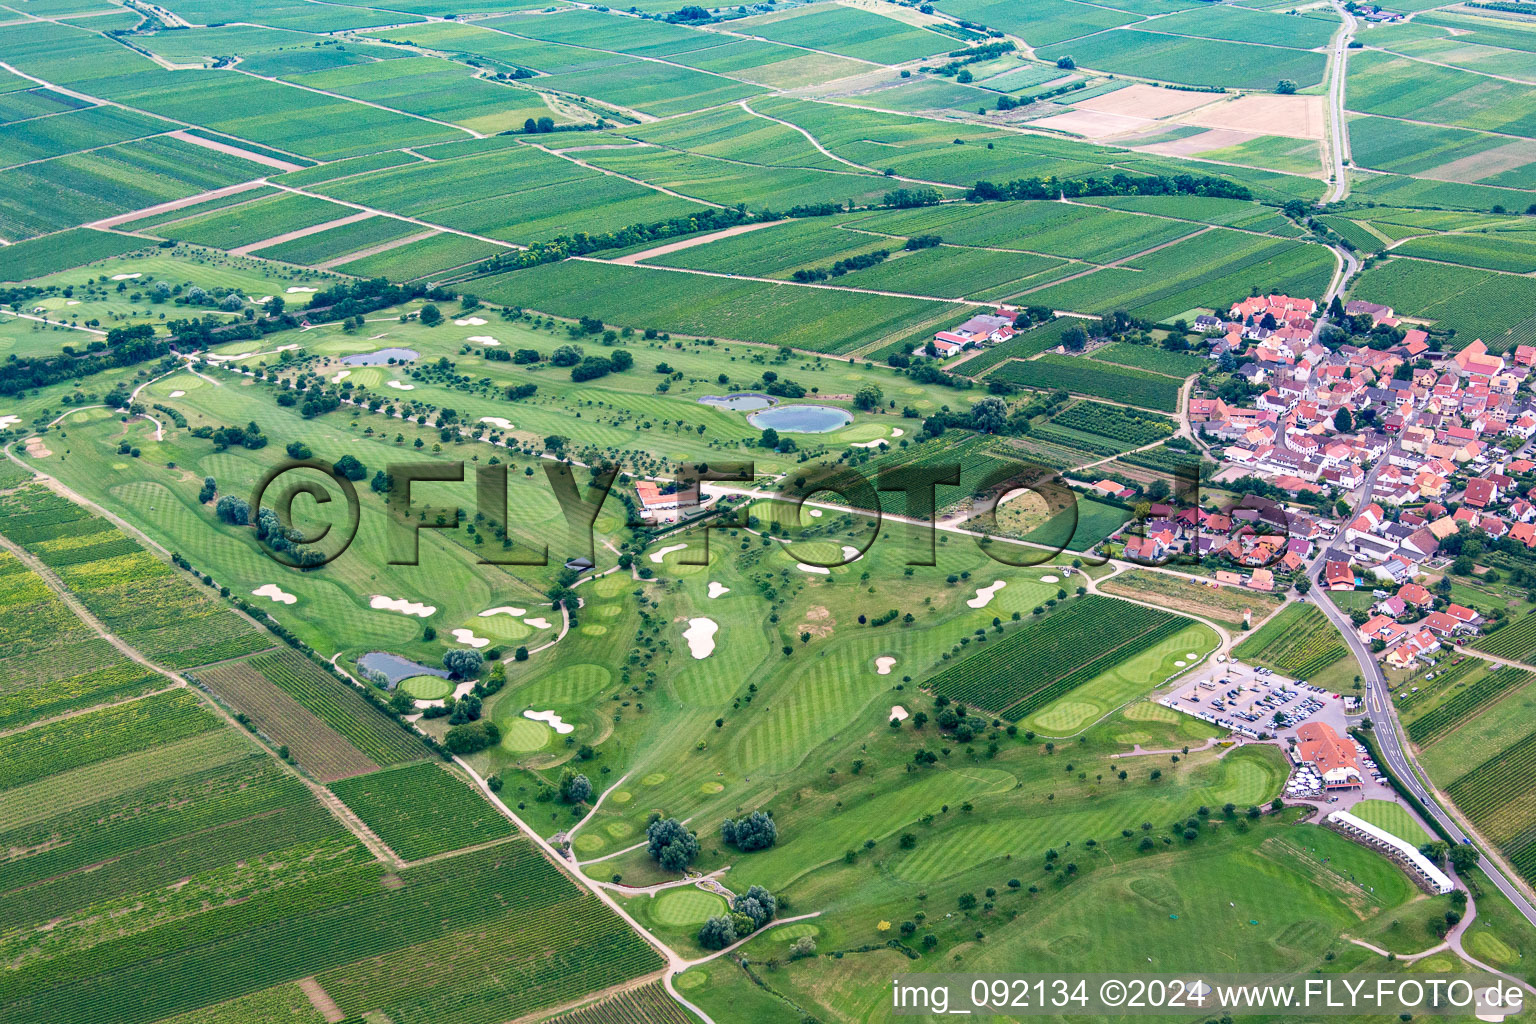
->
[1325,0,1358,204]
[1307,445,1536,928]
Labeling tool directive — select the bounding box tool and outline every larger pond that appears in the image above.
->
[342,347,419,365]
[748,404,853,434]
[699,393,775,412]
[356,651,447,685]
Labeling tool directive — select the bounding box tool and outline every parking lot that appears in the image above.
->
[1160,657,1340,738]
[1159,658,1395,804]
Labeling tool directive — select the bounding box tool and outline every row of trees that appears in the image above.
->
[968,172,1251,202]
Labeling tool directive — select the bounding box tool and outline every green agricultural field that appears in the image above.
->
[925,594,1189,719]
[1350,257,1536,351]
[1232,603,1347,679]
[1147,4,1336,48]
[283,56,568,135]
[992,353,1183,411]
[329,761,514,860]
[0,228,152,281]
[1088,342,1207,378]
[1195,134,1324,177]
[1392,233,1536,274]
[1038,31,1327,90]
[0,135,276,240]
[150,193,356,250]
[1347,50,1536,139]
[334,231,503,280]
[0,551,163,730]
[251,215,425,266]
[0,486,273,669]
[933,0,1141,46]
[731,5,955,63]
[475,258,964,354]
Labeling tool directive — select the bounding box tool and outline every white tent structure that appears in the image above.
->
[1327,810,1454,894]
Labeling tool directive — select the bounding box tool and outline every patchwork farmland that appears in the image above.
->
[1,0,1533,1018]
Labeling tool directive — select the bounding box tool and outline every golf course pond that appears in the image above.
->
[342,347,419,365]
[698,393,775,411]
[357,651,446,686]
[747,404,853,433]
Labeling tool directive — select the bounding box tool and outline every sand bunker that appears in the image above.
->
[797,563,831,575]
[1041,574,1059,583]
[708,582,730,598]
[286,286,316,294]
[168,389,186,398]
[479,605,527,617]
[890,705,909,722]
[808,509,822,517]
[252,583,296,605]
[110,273,141,281]
[523,616,552,629]
[468,335,499,345]
[66,300,79,305]
[330,370,350,384]
[650,543,687,563]
[684,617,718,658]
[386,380,414,390]
[454,316,488,326]
[525,709,574,734]
[0,415,18,429]
[273,344,299,353]
[450,628,490,648]
[24,436,50,457]
[841,545,861,562]
[480,416,514,429]
[370,594,436,617]
[875,656,897,675]
[967,580,1006,608]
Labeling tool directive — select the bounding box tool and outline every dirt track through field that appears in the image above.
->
[88,180,271,229]
[231,211,373,256]
[167,130,307,172]
[611,219,786,265]
[317,228,437,269]
[299,978,345,1023]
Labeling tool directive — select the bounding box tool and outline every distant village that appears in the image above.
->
[962,288,1536,674]
[1162,290,1536,668]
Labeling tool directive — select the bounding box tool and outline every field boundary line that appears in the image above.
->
[0,531,184,685]
[570,254,993,304]
[298,977,344,1024]
[1359,44,1536,87]
[267,180,525,249]
[501,971,670,1024]
[0,683,183,739]
[317,227,436,269]
[230,66,485,139]
[166,129,308,172]
[233,210,375,256]
[87,179,273,229]
[518,140,731,209]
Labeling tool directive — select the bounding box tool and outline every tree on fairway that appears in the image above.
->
[698,915,737,950]
[559,770,592,804]
[647,817,699,871]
